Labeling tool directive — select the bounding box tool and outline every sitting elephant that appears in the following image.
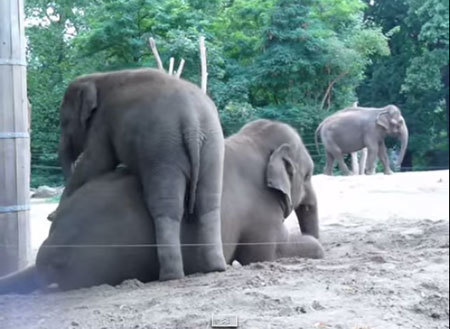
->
[315,105,409,176]
[55,68,226,281]
[0,120,323,293]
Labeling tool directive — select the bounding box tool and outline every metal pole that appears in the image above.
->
[0,0,31,276]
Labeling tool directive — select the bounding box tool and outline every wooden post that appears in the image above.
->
[176,59,185,79]
[199,36,208,94]
[148,38,165,72]
[0,0,31,276]
[168,57,175,76]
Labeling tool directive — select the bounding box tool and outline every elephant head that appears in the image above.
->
[266,143,313,218]
[376,105,409,166]
[58,80,98,181]
[265,137,318,238]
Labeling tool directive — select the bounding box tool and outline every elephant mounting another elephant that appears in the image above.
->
[0,120,323,294]
[315,105,409,176]
[53,68,227,281]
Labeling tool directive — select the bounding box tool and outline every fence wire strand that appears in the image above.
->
[0,241,313,249]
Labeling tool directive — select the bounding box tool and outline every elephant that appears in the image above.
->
[53,68,226,281]
[0,119,323,294]
[315,105,409,176]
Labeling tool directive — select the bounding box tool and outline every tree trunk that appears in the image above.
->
[0,0,31,276]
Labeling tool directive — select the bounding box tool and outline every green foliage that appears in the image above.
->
[25,0,448,185]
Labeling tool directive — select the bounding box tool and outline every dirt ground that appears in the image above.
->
[1,171,449,329]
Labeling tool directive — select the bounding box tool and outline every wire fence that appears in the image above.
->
[0,241,319,249]
[29,131,449,187]
[23,139,449,250]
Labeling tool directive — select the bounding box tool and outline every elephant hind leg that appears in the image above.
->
[334,153,352,176]
[364,144,379,175]
[142,167,187,281]
[351,152,360,175]
[234,235,278,266]
[359,148,368,175]
[191,133,227,273]
[324,152,335,176]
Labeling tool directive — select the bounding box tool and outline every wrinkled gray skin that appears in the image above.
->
[0,120,323,293]
[316,105,409,176]
[55,68,226,281]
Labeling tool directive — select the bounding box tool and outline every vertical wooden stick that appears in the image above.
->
[148,37,165,72]
[168,57,175,75]
[199,36,208,94]
[176,59,185,79]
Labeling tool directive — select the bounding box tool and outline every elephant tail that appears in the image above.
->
[184,129,201,215]
[315,123,323,155]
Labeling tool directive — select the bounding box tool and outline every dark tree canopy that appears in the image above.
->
[25,0,449,185]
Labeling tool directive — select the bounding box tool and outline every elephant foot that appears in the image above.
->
[196,211,227,273]
[159,263,185,281]
[384,170,394,175]
[201,246,227,273]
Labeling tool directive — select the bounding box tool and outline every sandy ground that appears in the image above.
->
[1,170,449,329]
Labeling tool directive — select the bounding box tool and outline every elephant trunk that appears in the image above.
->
[397,124,409,167]
[0,266,43,294]
[58,135,76,182]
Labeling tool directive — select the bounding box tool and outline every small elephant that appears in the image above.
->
[315,105,409,176]
[55,68,226,281]
[0,120,323,293]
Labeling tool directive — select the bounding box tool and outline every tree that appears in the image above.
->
[248,0,388,170]
[26,0,92,186]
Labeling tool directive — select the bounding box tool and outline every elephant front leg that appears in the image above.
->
[378,143,394,175]
[277,232,324,260]
[295,183,319,239]
[48,141,117,221]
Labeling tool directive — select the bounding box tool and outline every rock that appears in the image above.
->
[401,228,424,237]
[311,300,326,311]
[232,260,243,269]
[31,186,63,199]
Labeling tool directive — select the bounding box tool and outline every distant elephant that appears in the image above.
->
[0,120,323,293]
[54,68,226,281]
[315,105,409,176]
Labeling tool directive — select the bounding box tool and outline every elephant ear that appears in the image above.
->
[376,111,390,131]
[266,143,295,218]
[78,81,98,130]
